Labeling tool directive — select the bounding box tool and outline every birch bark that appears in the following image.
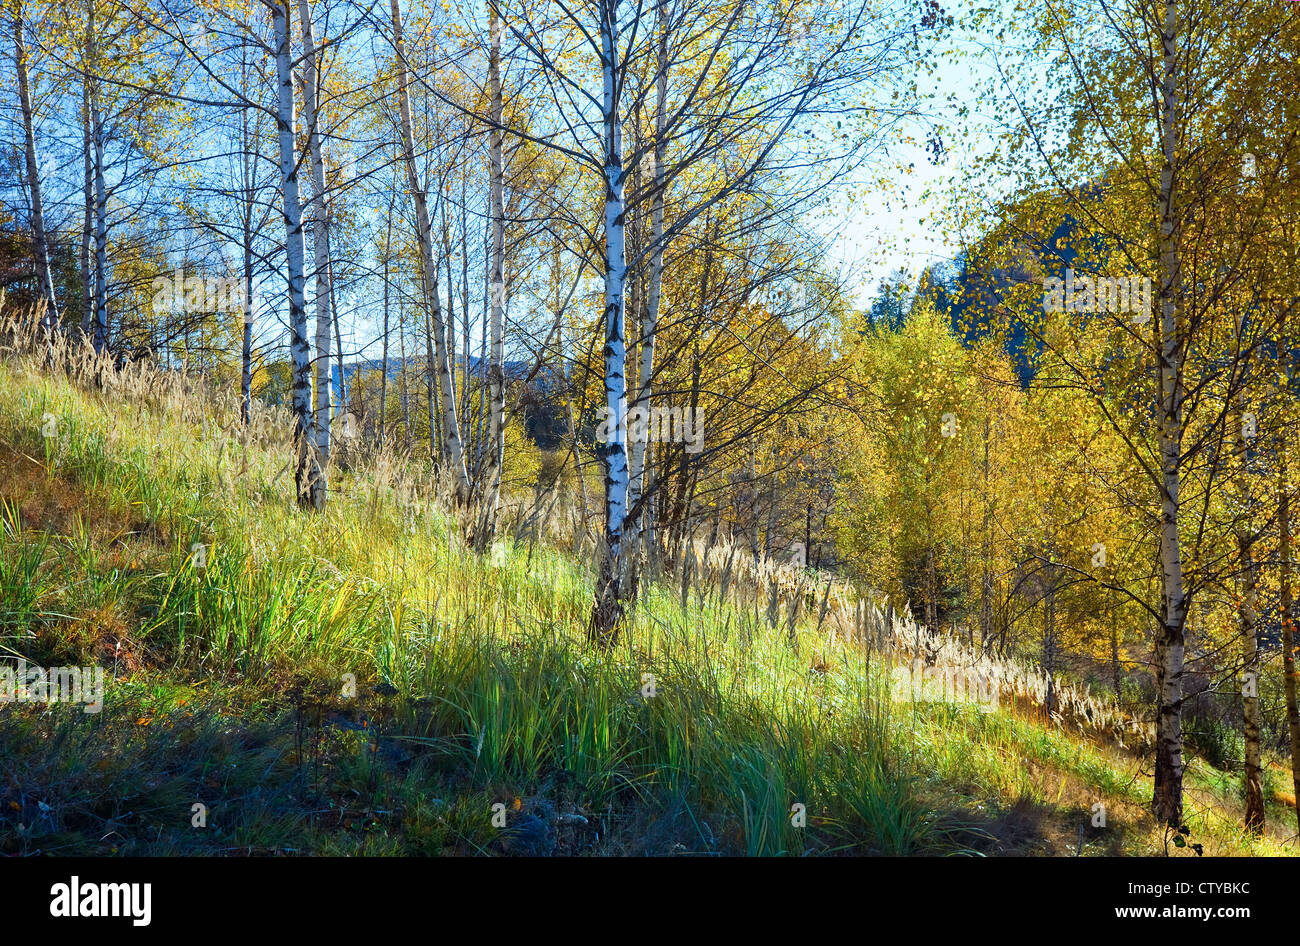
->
[272,0,324,509]
[80,40,93,340]
[14,0,58,331]
[1278,305,1300,837]
[1152,0,1186,825]
[91,91,108,354]
[590,0,630,643]
[480,6,507,544]
[296,0,334,464]
[624,0,668,581]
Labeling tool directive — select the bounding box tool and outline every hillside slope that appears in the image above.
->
[0,354,1292,856]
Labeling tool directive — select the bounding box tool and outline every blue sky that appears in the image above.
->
[820,0,1042,307]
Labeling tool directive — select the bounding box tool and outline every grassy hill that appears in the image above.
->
[0,342,1293,856]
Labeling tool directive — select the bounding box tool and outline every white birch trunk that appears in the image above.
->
[296,0,333,465]
[272,0,323,509]
[1274,304,1300,838]
[1237,527,1263,830]
[380,205,392,443]
[1152,0,1185,826]
[79,23,93,341]
[14,0,58,331]
[624,2,668,575]
[590,0,630,643]
[241,239,254,425]
[480,7,506,544]
[239,51,254,426]
[1230,305,1264,831]
[91,90,108,354]
[85,0,107,354]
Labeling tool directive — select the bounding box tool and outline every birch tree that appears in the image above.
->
[1148,0,1186,826]
[502,0,910,640]
[296,0,334,465]
[477,3,506,546]
[965,0,1298,824]
[621,0,667,598]
[270,0,323,509]
[11,0,59,329]
[589,0,631,641]
[89,11,107,352]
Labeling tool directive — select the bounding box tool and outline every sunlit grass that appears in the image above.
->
[0,350,1290,856]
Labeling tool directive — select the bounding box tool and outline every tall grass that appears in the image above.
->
[0,328,943,855]
[0,311,1288,855]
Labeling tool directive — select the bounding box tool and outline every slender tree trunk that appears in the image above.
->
[478,6,507,547]
[14,0,58,332]
[272,0,323,510]
[473,199,488,472]
[1279,308,1300,838]
[1236,529,1264,831]
[389,0,472,504]
[428,233,442,467]
[87,0,106,355]
[241,237,253,425]
[1233,326,1264,832]
[240,53,254,426]
[441,216,457,437]
[1151,0,1186,826]
[1043,575,1056,717]
[91,86,108,354]
[296,0,333,466]
[981,416,993,649]
[1110,606,1122,696]
[590,0,630,645]
[380,204,392,444]
[442,213,457,451]
[460,183,471,431]
[625,0,668,587]
[80,62,92,340]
